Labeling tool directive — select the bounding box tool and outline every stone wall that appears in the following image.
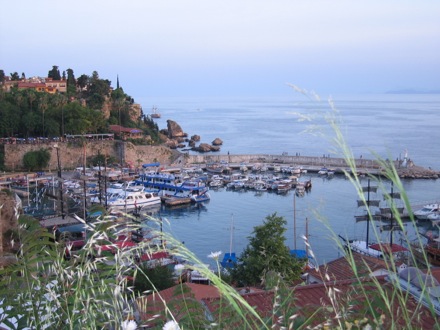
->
[3,141,179,171]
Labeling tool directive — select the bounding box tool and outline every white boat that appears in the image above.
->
[240,163,248,172]
[428,211,440,223]
[226,180,245,190]
[254,181,267,192]
[107,189,161,210]
[209,179,224,188]
[273,165,281,173]
[414,203,440,220]
[295,185,305,196]
[90,181,142,205]
[276,181,291,194]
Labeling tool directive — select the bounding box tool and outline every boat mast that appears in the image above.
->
[305,217,309,257]
[294,193,297,250]
[229,213,234,255]
[366,179,371,248]
[389,181,394,246]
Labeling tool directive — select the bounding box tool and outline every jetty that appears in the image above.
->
[180,154,439,179]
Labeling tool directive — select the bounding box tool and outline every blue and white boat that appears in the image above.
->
[135,163,210,203]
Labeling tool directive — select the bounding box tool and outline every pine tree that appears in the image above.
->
[231,213,304,287]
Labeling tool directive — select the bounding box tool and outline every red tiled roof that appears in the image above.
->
[136,282,220,326]
[17,82,46,88]
[203,275,439,329]
[310,251,393,282]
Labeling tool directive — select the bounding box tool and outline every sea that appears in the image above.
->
[138,93,440,266]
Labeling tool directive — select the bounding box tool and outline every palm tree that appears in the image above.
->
[39,93,49,137]
[26,89,37,112]
[53,94,68,137]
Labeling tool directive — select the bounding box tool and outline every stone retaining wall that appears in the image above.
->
[3,141,177,171]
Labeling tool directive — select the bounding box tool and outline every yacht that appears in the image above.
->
[414,203,440,220]
[107,188,161,210]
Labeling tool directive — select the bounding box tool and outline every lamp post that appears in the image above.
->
[61,106,65,140]
[54,143,65,219]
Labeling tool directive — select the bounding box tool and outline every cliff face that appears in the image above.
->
[100,97,142,122]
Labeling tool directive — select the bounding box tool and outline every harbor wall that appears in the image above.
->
[2,141,177,171]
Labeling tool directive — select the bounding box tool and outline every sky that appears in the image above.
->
[1,1,439,100]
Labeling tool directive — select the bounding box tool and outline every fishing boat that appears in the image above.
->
[340,179,408,259]
[205,162,228,174]
[151,106,161,119]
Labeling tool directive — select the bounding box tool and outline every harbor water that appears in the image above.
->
[133,93,440,266]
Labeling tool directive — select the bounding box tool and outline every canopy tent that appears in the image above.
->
[142,162,161,168]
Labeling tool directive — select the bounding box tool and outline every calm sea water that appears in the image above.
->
[136,94,440,265]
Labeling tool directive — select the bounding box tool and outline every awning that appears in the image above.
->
[142,162,161,168]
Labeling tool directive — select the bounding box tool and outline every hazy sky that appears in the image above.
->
[1,1,439,100]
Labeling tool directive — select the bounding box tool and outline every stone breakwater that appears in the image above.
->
[178,154,439,179]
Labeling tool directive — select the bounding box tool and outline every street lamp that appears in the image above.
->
[61,106,65,139]
[53,143,65,219]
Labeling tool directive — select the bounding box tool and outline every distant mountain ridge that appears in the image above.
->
[385,88,440,94]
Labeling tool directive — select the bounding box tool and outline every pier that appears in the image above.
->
[181,153,439,179]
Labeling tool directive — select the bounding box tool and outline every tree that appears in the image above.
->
[230,213,304,287]
[76,74,89,91]
[22,149,51,171]
[133,265,175,294]
[48,65,61,80]
[38,93,49,137]
[0,69,5,84]
[66,68,76,95]
[0,101,20,137]
[10,72,20,81]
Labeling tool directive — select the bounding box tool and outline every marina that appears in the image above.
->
[2,159,437,267]
[1,94,440,267]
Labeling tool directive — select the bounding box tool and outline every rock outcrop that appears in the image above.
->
[212,138,223,146]
[167,120,187,139]
[396,165,440,179]
[192,143,220,152]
